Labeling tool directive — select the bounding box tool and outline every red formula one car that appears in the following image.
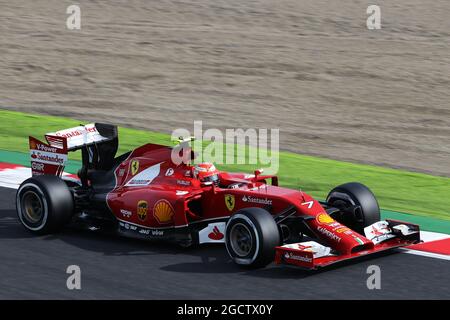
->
[16,123,421,269]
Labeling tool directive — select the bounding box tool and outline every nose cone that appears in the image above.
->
[310,213,373,254]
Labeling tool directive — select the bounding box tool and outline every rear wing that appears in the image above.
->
[29,123,117,176]
[46,123,117,151]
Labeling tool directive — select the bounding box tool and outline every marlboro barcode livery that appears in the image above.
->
[16,123,421,269]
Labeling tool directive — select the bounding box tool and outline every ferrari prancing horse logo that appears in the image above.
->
[131,160,139,175]
[224,194,235,211]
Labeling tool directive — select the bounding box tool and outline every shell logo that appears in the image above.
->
[153,199,175,224]
[316,213,335,225]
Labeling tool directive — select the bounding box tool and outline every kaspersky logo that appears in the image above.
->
[317,226,342,243]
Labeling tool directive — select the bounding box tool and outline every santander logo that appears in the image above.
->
[208,226,224,240]
[55,126,97,138]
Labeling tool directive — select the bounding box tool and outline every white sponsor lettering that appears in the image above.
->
[35,143,58,153]
[317,226,341,243]
[284,252,312,263]
[152,230,164,236]
[30,150,67,165]
[242,195,272,205]
[138,228,164,236]
[31,162,45,171]
[47,124,108,150]
[177,179,191,186]
[120,209,132,218]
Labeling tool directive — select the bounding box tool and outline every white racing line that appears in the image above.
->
[0,165,448,260]
[399,248,450,261]
[399,231,450,261]
[0,166,78,189]
[0,166,34,189]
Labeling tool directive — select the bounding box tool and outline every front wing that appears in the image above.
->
[274,219,420,269]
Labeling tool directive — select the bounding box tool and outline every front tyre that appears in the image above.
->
[326,182,380,233]
[225,207,280,269]
[16,176,74,235]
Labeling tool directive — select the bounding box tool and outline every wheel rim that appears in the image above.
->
[330,198,364,228]
[21,190,44,224]
[229,223,253,257]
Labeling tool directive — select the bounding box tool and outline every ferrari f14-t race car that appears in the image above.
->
[16,123,421,269]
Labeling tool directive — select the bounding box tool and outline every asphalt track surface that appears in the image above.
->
[0,186,448,299]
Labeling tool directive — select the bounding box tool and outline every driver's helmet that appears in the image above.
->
[193,162,220,186]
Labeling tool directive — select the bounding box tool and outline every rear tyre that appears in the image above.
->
[326,182,380,233]
[225,207,280,268]
[16,175,74,235]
